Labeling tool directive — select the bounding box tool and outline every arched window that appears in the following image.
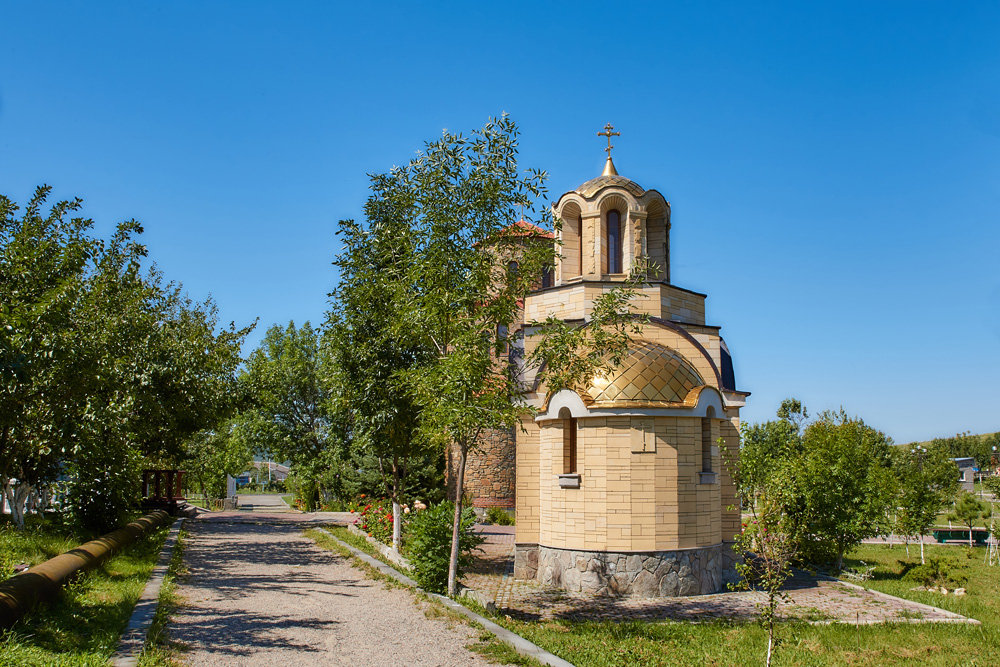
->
[507,260,519,277]
[559,407,577,474]
[541,264,553,289]
[701,406,715,473]
[607,210,623,274]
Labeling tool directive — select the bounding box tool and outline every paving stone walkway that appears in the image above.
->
[167,514,496,666]
[463,526,975,625]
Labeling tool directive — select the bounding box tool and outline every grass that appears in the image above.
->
[0,515,86,580]
[136,527,188,667]
[0,517,170,666]
[453,543,1000,667]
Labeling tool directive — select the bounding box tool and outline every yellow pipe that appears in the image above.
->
[0,510,171,629]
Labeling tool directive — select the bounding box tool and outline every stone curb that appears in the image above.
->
[317,528,575,667]
[110,516,186,667]
[346,522,413,570]
[818,574,980,626]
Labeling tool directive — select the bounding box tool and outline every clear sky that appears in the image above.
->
[2,1,998,443]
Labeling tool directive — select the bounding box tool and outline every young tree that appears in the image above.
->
[948,491,989,547]
[326,205,433,550]
[892,445,959,563]
[792,411,895,570]
[727,405,803,667]
[348,115,646,595]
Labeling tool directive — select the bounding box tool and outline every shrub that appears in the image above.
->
[405,501,484,594]
[486,506,515,526]
[901,556,968,588]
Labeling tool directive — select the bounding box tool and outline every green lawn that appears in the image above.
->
[0,517,169,666]
[471,543,998,666]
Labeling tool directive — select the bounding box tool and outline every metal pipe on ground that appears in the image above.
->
[0,510,172,629]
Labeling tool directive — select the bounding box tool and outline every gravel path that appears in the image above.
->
[168,517,496,666]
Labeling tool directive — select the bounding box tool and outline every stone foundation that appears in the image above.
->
[514,542,738,597]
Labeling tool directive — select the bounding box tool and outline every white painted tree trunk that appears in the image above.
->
[392,501,402,551]
[9,482,31,528]
[920,538,925,565]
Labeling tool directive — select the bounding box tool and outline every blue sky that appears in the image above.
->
[1,1,998,442]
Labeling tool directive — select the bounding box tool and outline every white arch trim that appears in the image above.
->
[536,387,729,422]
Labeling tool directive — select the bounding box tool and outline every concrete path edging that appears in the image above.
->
[346,522,413,570]
[818,574,980,626]
[111,516,186,667]
[317,528,575,667]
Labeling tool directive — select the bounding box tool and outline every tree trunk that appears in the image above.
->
[10,481,30,529]
[920,536,925,565]
[391,456,402,552]
[447,443,468,597]
[969,525,974,548]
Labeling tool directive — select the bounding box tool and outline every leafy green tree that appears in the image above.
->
[0,187,96,526]
[892,444,959,563]
[791,411,895,569]
[735,401,895,571]
[776,398,808,433]
[948,491,989,547]
[326,204,433,549]
[363,115,557,595]
[237,322,330,501]
[2,186,251,531]
[341,115,646,595]
[734,417,801,514]
[184,425,254,507]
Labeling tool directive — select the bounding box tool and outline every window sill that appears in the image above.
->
[698,472,718,485]
[558,474,581,489]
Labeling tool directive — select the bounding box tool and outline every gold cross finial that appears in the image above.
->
[597,123,621,158]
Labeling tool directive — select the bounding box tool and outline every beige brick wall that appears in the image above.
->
[528,415,731,553]
[524,283,706,329]
[515,415,541,544]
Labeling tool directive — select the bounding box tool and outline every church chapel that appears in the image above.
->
[464,128,748,596]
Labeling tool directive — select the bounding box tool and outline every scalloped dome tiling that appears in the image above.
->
[584,340,704,405]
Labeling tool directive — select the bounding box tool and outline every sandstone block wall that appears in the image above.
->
[448,427,516,509]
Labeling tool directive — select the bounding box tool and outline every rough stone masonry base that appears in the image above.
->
[514,542,739,597]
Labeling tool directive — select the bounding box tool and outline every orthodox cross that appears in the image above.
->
[597,123,621,158]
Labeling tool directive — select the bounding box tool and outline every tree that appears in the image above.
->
[359,115,556,596]
[776,398,808,434]
[326,204,433,550]
[0,187,96,526]
[892,444,959,563]
[237,322,330,506]
[1,186,251,531]
[728,422,800,667]
[345,115,645,596]
[184,424,254,507]
[948,491,989,547]
[790,411,895,570]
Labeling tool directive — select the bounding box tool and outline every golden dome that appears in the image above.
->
[585,340,704,406]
